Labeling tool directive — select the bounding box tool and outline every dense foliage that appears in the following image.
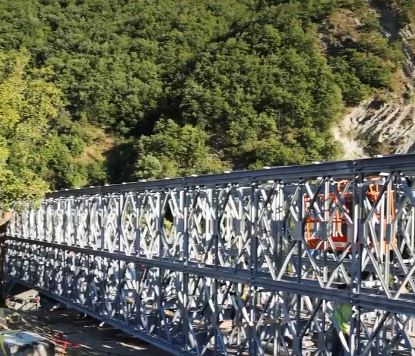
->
[0,0,410,206]
[0,50,104,208]
[386,0,415,23]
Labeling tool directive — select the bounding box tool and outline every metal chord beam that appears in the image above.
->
[5,154,415,355]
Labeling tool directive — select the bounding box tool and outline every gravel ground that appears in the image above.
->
[2,288,170,356]
[23,307,171,355]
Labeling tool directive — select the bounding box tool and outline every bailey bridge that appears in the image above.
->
[4,154,415,355]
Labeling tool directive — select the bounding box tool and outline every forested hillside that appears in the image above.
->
[0,0,413,206]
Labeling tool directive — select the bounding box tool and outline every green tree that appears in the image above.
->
[0,50,104,210]
[134,119,225,179]
[0,50,59,208]
[179,12,343,168]
[0,0,410,183]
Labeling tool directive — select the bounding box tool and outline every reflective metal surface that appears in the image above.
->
[5,155,415,355]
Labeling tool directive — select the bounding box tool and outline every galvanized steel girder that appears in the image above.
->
[5,154,415,355]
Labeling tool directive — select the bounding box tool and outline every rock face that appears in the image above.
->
[340,99,415,158]
[338,18,415,159]
[401,24,415,79]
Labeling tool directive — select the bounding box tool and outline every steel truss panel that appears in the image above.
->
[5,154,415,355]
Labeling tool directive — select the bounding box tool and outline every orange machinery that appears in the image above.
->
[304,177,395,252]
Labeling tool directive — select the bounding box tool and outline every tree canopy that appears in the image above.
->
[0,0,410,205]
[0,50,104,209]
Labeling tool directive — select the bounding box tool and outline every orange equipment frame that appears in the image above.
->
[304,177,395,252]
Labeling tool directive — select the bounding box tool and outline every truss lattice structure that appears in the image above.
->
[5,155,415,355]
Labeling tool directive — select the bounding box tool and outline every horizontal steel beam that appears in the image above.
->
[7,154,415,355]
[46,154,415,198]
[7,236,415,316]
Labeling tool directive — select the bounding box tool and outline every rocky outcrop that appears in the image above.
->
[337,6,415,159]
[340,100,415,158]
[401,24,415,79]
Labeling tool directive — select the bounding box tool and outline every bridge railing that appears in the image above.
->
[5,154,415,355]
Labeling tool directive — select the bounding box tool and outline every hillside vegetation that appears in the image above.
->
[0,0,413,207]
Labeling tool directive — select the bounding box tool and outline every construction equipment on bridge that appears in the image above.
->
[4,154,415,355]
[305,175,396,252]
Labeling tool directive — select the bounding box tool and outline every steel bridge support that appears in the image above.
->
[4,155,415,355]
